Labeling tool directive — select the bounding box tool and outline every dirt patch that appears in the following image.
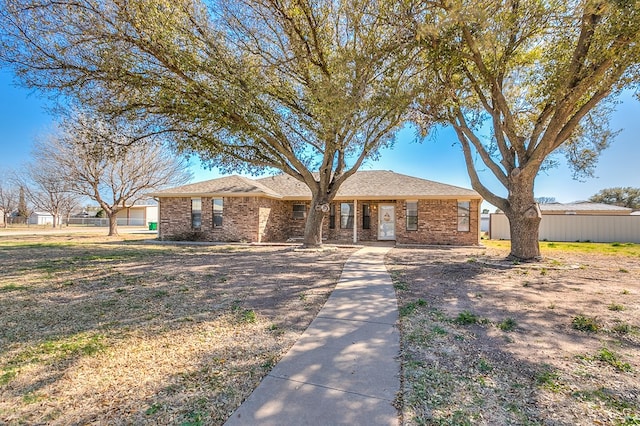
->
[387,245,639,425]
[0,235,356,425]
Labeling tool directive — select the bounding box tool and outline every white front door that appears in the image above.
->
[378,204,396,240]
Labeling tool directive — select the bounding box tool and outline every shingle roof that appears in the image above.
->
[337,170,479,199]
[539,202,632,212]
[257,170,480,200]
[150,175,282,198]
[153,170,481,200]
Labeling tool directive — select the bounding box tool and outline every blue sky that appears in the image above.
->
[1,68,639,211]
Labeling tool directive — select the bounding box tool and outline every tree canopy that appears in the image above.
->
[590,187,640,210]
[404,0,640,259]
[1,0,638,254]
[0,0,419,246]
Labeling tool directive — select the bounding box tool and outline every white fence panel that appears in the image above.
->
[489,214,510,240]
[490,214,640,243]
[66,217,147,226]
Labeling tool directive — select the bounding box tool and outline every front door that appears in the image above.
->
[378,204,395,240]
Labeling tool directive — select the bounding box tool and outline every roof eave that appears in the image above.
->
[279,194,482,201]
[152,192,283,199]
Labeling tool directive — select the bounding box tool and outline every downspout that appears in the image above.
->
[478,199,483,244]
[154,197,160,239]
[353,199,358,244]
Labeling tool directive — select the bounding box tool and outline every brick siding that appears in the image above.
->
[159,196,479,245]
[159,196,263,242]
[395,199,480,245]
[324,200,395,243]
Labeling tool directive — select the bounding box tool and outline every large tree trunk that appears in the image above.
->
[107,213,119,236]
[504,209,541,260]
[303,203,325,248]
[504,172,541,260]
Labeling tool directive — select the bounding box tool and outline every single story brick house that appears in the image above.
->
[150,170,482,245]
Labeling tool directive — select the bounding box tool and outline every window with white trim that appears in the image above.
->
[457,201,470,232]
[362,204,371,229]
[191,198,202,229]
[340,203,354,229]
[406,201,418,231]
[212,198,223,228]
[292,203,306,219]
[329,204,336,229]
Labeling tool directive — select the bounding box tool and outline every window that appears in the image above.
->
[191,198,202,229]
[212,198,223,228]
[362,204,371,229]
[457,201,470,232]
[329,204,336,229]
[292,204,306,219]
[406,201,418,231]
[340,203,353,229]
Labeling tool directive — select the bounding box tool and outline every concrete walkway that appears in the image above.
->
[225,246,400,426]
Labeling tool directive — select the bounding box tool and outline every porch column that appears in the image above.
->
[353,199,358,243]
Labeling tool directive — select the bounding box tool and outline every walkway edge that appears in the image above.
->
[224,246,401,426]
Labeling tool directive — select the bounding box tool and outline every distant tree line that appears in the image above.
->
[590,187,640,210]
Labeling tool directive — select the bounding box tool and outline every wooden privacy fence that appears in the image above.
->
[489,214,640,243]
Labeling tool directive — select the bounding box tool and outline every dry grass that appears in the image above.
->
[387,245,640,426]
[0,234,355,425]
[485,239,640,258]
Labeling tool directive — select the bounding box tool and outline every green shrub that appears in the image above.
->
[613,323,632,334]
[498,318,517,332]
[535,367,562,392]
[163,231,209,242]
[240,309,257,323]
[455,310,478,325]
[596,348,632,372]
[572,315,600,332]
[608,303,624,311]
[399,299,427,317]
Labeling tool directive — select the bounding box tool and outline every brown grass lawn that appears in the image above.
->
[3,233,639,426]
[387,242,640,425]
[0,234,355,425]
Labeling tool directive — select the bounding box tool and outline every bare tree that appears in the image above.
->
[0,0,418,247]
[0,179,18,228]
[535,197,557,205]
[38,112,192,236]
[16,186,28,223]
[15,160,82,228]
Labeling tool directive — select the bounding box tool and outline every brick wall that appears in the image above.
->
[159,196,480,245]
[259,198,294,242]
[286,201,309,239]
[324,200,396,243]
[158,197,192,239]
[395,199,480,245]
[160,196,313,242]
[215,197,261,242]
[159,196,262,242]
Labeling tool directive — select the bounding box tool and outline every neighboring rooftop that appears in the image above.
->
[152,170,481,200]
[539,202,632,214]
